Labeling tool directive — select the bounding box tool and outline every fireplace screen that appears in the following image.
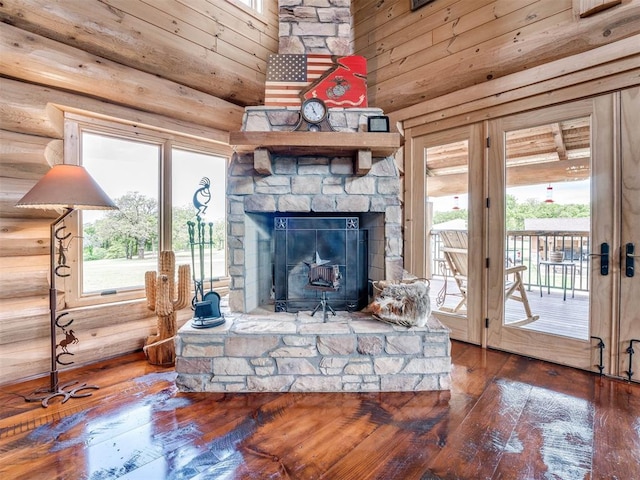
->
[274,216,368,312]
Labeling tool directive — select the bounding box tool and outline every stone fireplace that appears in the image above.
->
[172,108,452,393]
[173,0,451,394]
[226,106,403,314]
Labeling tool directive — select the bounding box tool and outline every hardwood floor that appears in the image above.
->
[1,342,638,479]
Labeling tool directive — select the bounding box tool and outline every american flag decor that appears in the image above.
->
[264,54,335,107]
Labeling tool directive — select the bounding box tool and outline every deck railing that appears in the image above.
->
[431,230,590,292]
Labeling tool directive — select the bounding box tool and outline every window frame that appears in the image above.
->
[228,0,263,16]
[63,112,231,308]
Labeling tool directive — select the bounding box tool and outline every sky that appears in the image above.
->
[430,179,591,212]
[81,131,591,220]
[81,132,227,223]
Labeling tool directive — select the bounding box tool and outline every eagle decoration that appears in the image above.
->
[300,55,368,108]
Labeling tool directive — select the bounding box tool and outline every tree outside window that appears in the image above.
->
[65,117,229,306]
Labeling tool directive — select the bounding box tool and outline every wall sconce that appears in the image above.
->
[16,164,117,407]
[452,195,460,210]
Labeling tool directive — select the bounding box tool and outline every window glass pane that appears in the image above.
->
[81,132,160,293]
[233,0,262,13]
[426,140,469,315]
[172,149,227,290]
[503,117,591,339]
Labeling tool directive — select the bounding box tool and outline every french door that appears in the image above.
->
[406,124,484,344]
[407,89,639,378]
[617,87,640,381]
[486,90,640,379]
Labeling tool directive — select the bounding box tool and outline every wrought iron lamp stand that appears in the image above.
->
[25,208,99,407]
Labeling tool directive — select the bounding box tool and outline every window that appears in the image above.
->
[81,132,160,294]
[64,114,230,307]
[171,148,228,292]
[231,0,262,14]
[576,0,621,18]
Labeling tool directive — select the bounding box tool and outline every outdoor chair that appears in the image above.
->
[438,230,539,323]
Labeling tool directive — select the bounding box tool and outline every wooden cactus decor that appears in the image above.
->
[143,251,191,366]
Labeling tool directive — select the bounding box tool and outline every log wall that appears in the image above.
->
[1,0,639,385]
[353,0,640,114]
[0,0,277,385]
[0,0,278,108]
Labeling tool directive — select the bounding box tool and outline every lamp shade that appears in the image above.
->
[16,164,117,210]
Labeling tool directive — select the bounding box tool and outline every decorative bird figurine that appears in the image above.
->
[192,177,211,220]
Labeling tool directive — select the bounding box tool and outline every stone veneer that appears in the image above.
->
[278,0,353,55]
[176,309,451,393]
[227,106,404,313]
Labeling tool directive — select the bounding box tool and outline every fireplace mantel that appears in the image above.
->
[230,131,402,175]
[230,131,402,156]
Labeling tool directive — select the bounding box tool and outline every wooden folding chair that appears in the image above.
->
[439,230,469,313]
[439,230,539,322]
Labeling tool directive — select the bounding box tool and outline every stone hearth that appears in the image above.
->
[176,307,451,393]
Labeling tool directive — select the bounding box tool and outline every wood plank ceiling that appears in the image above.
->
[426,117,591,197]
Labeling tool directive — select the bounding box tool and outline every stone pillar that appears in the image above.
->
[227,107,403,313]
[278,0,353,55]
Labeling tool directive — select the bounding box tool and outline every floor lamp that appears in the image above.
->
[16,164,117,407]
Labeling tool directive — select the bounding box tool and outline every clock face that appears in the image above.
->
[301,99,327,124]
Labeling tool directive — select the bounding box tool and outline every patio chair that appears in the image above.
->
[439,230,539,322]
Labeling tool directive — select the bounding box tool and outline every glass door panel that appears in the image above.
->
[409,125,483,344]
[487,99,608,371]
[503,117,591,339]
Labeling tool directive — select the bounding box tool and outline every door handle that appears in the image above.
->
[626,243,638,277]
[588,242,609,276]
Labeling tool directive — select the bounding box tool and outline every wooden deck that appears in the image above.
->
[1,344,638,479]
[430,277,590,340]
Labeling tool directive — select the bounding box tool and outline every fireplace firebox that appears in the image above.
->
[274,216,368,313]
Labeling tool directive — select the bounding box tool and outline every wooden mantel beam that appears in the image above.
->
[230,131,402,158]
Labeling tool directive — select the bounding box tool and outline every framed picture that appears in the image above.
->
[367,116,390,133]
[410,0,436,11]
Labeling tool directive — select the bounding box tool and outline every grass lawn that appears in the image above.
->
[83,250,225,293]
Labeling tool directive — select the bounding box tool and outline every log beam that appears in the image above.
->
[0,77,231,145]
[0,218,49,258]
[0,24,244,133]
[0,130,60,179]
[0,255,49,299]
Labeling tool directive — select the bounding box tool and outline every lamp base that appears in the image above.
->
[26,380,99,408]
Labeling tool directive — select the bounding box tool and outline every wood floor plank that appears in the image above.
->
[493,383,594,479]
[243,394,386,479]
[0,344,638,480]
[319,423,417,480]
[592,379,640,480]
[426,355,534,479]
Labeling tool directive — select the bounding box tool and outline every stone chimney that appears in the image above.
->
[278,0,353,55]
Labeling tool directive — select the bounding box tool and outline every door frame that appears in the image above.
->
[485,98,613,372]
[405,124,484,345]
[618,87,640,380]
